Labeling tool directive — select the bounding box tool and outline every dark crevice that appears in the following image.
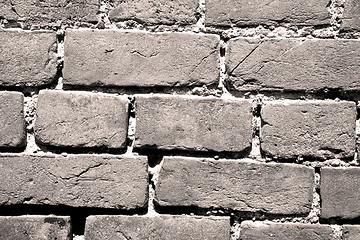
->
[35,143,127,155]
[0,204,146,235]
[134,146,252,160]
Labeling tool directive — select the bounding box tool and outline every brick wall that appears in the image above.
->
[0,0,359,239]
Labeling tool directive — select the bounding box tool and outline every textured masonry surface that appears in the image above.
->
[0,91,26,148]
[206,0,330,27]
[135,94,253,152]
[321,167,360,219]
[0,154,148,209]
[227,38,360,92]
[63,30,220,88]
[85,215,230,239]
[0,31,58,86]
[0,0,359,238]
[261,100,356,159]
[0,216,71,240]
[156,157,314,215]
[34,90,129,149]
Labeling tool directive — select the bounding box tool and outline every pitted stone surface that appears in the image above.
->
[34,90,129,149]
[85,215,230,239]
[343,225,360,240]
[109,0,198,25]
[0,92,26,148]
[321,167,360,219]
[0,0,99,24]
[261,100,356,159]
[241,221,336,240]
[0,216,71,240]
[134,94,252,153]
[342,0,360,30]
[155,157,314,215]
[206,0,330,27]
[63,30,219,87]
[0,31,57,86]
[0,154,148,209]
[227,38,360,92]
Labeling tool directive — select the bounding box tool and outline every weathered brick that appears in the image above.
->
[63,30,219,88]
[34,90,129,149]
[0,92,26,148]
[206,0,330,27]
[343,225,360,240]
[321,167,360,219]
[155,157,314,215]
[0,0,99,24]
[85,215,230,239]
[240,221,336,240]
[227,38,360,92]
[134,95,252,153]
[109,0,198,25]
[342,0,360,30]
[0,31,57,86]
[0,216,71,240]
[0,154,148,209]
[261,100,356,159]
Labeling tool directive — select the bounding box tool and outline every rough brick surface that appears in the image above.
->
[240,221,336,240]
[343,225,360,240]
[0,92,26,148]
[0,216,71,240]
[85,215,230,239]
[134,95,252,153]
[155,157,314,215]
[0,31,57,86]
[321,167,360,219]
[34,90,129,149]
[109,0,198,25]
[206,0,330,27]
[0,154,148,209]
[0,0,99,24]
[342,0,360,30]
[227,38,360,92]
[261,100,356,159]
[63,30,219,87]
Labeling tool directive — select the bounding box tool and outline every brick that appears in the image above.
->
[0,31,57,86]
[63,30,219,88]
[206,0,330,27]
[0,216,71,240]
[0,0,99,24]
[0,154,148,209]
[134,95,252,153]
[109,0,198,25]
[321,167,360,219]
[342,0,360,30]
[34,90,129,149]
[155,157,314,215]
[261,100,356,159]
[85,215,230,239]
[240,221,336,240]
[226,38,360,92]
[343,225,360,240]
[0,92,26,148]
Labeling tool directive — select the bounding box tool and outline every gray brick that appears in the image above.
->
[63,30,219,88]
[0,216,71,240]
[0,91,26,148]
[0,31,57,86]
[343,225,360,240]
[155,157,314,215]
[206,0,330,27]
[34,90,129,149]
[85,215,230,240]
[261,100,356,159]
[134,94,252,153]
[342,0,360,30]
[227,38,360,92]
[0,154,148,209]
